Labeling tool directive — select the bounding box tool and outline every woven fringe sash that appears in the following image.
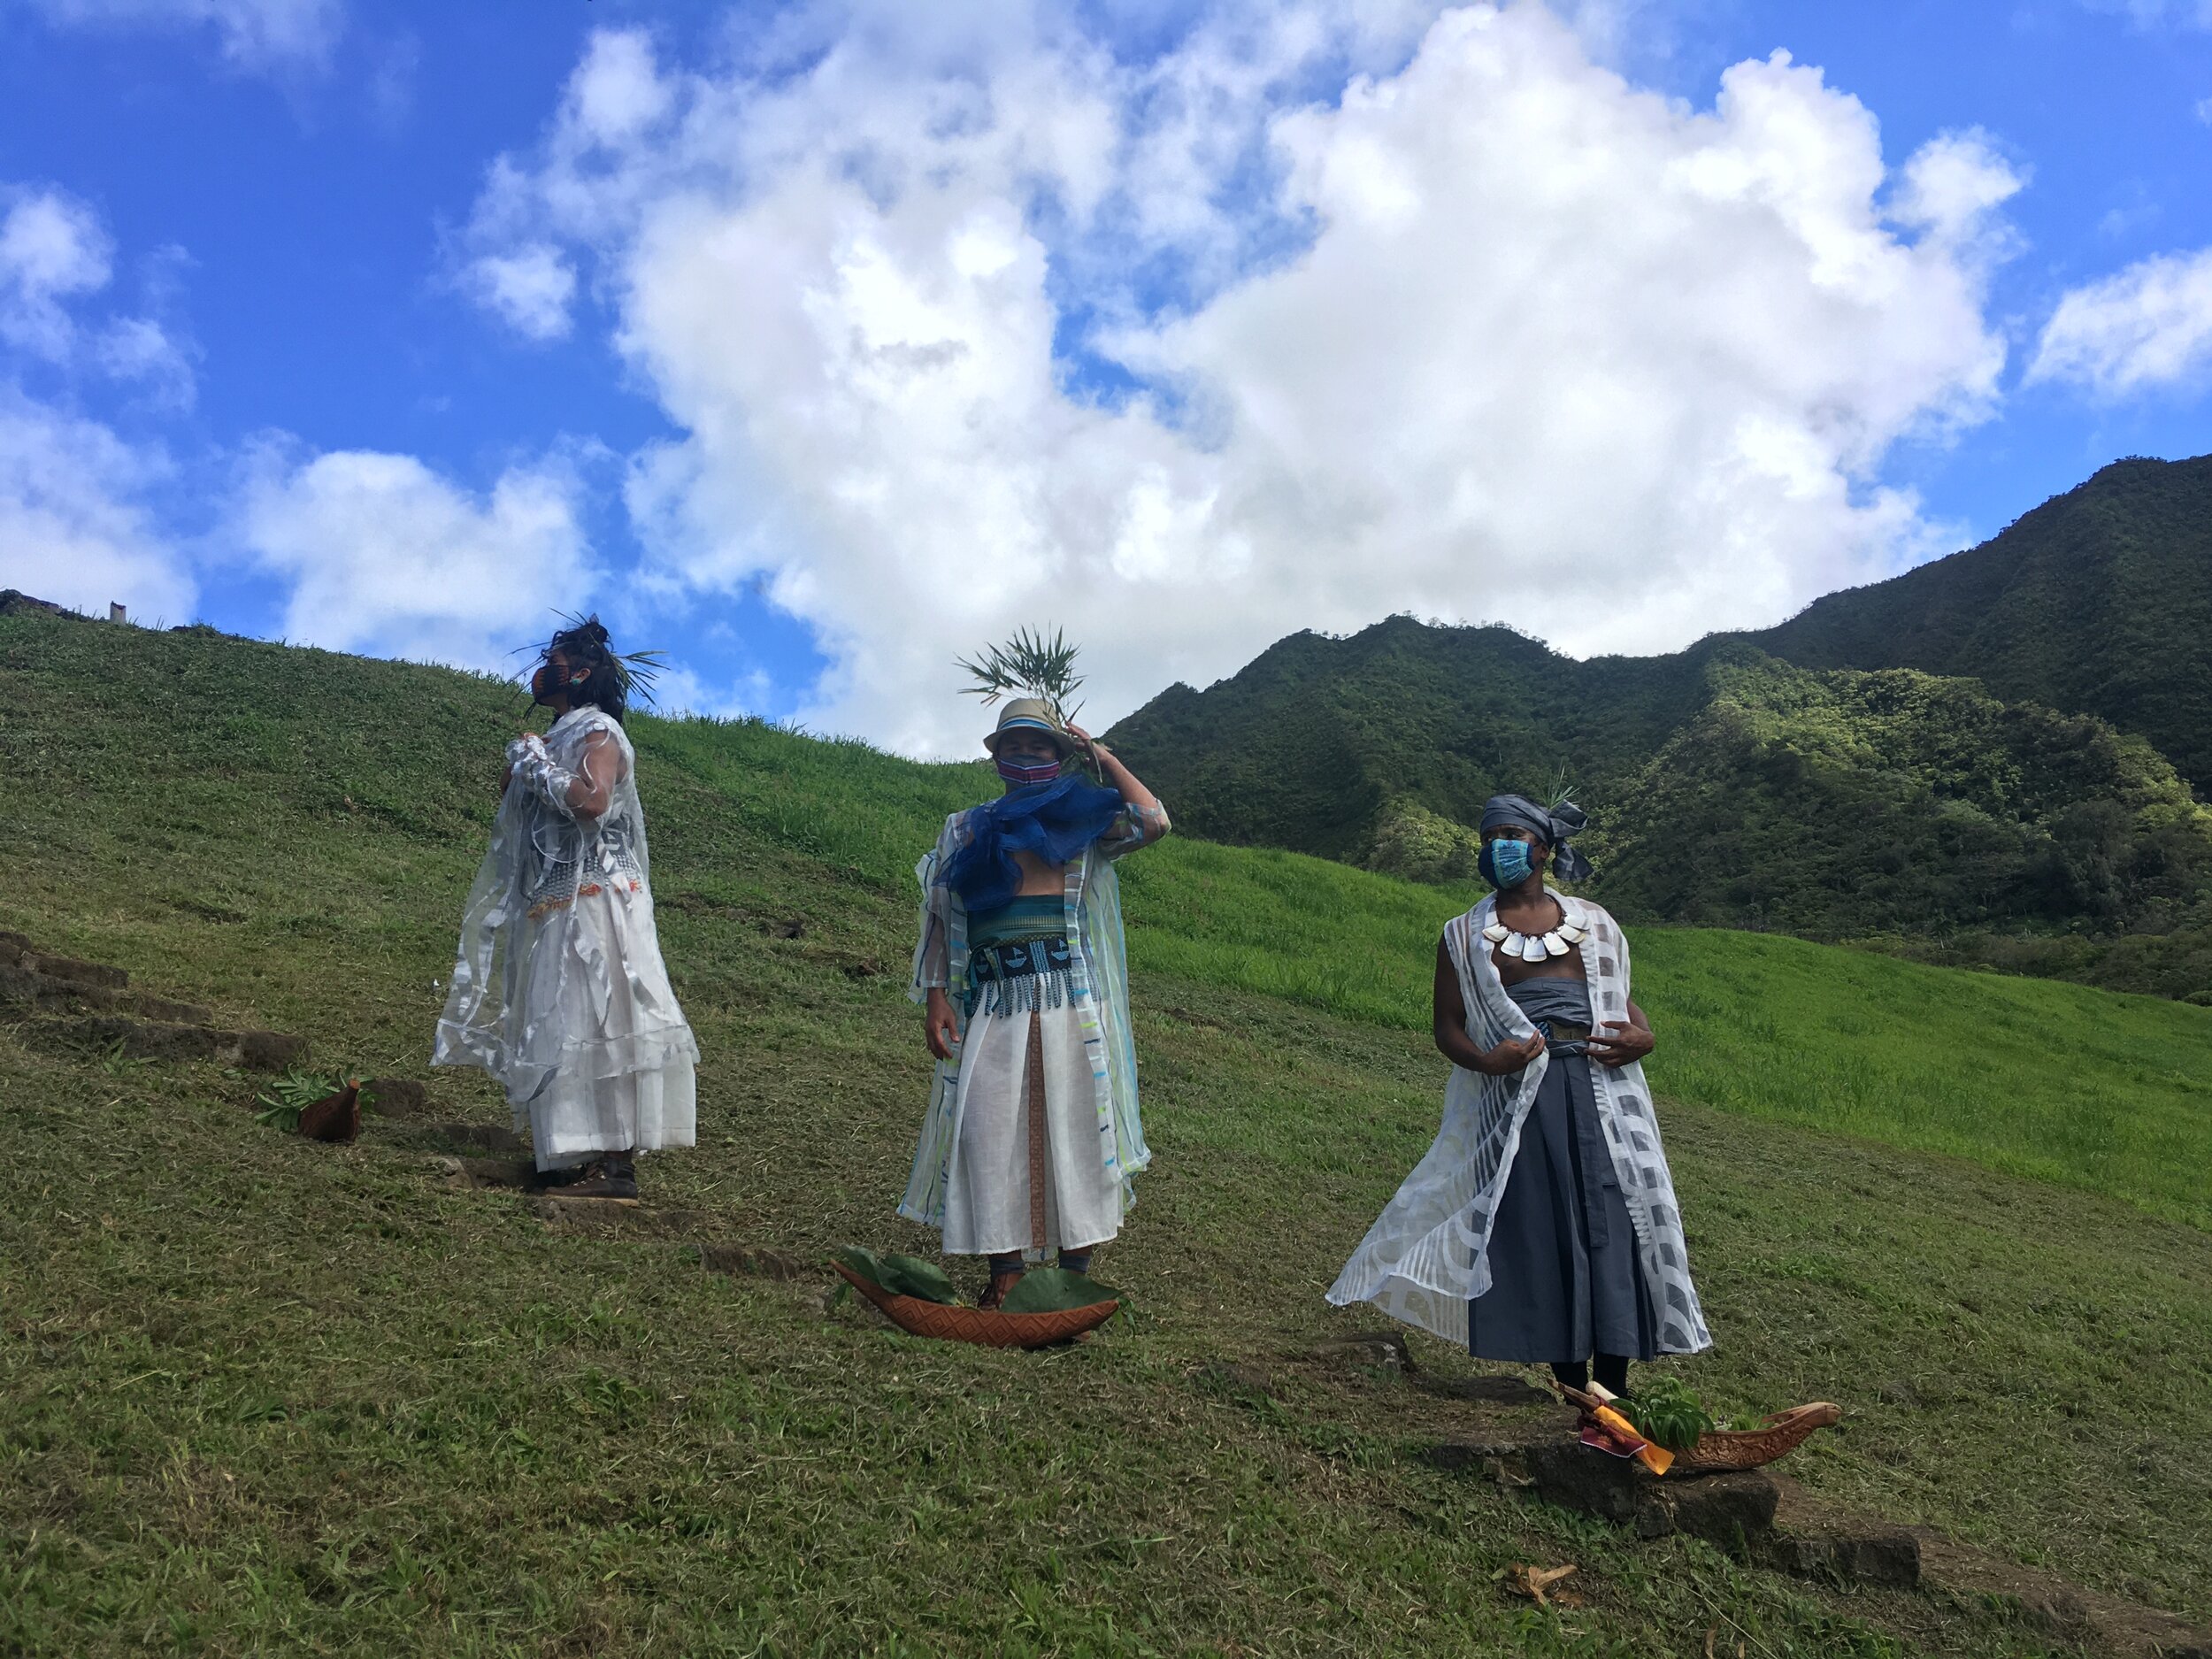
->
[969,968,1079,1018]
[964,933,1079,1018]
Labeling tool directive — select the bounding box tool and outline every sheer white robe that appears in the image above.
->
[901,800,1170,1255]
[434,707,699,1170]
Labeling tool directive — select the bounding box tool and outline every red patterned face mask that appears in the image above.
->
[995,755,1063,787]
[531,663,591,704]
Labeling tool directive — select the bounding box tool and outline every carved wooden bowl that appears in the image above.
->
[1666,1403,1842,1474]
[832,1263,1119,1348]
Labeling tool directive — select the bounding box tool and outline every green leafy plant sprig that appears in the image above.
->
[1621,1375,1717,1452]
[255,1067,373,1133]
[956,626,1103,779]
[956,626,1087,729]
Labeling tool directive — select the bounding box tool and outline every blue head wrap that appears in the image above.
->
[942,773,1125,912]
[1478,794,1593,884]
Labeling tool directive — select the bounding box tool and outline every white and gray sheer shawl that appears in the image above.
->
[1327,892,1711,1356]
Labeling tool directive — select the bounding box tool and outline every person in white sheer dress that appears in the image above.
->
[434,617,698,1200]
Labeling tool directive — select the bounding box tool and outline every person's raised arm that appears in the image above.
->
[1068,724,1171,853]
[1434,935,1545,1077]
[509,726,621,821]
[565,730,620,820]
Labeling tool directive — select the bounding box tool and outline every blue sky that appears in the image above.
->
[3,0,2209,752]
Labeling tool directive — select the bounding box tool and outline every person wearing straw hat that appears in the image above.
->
[901,698,1171,1309]
[1328,795,1710,1398]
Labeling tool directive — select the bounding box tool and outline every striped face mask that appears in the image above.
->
[995,756,1064,787]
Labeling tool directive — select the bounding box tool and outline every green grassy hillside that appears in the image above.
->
[6,612,2212,1655]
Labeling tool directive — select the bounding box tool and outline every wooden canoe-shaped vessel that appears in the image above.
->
[1667,1402,1841,1475]
[832,1263,1118,1349]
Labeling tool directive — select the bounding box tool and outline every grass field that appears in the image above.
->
[5,613,2211,1655]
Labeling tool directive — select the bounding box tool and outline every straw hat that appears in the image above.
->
[982,697,1074,757]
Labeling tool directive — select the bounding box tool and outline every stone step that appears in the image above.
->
[1423,1372,1555,1407]
[695,1243,817,1282]
[0,961,209,1025]
[416,1120,523,1156]
[0,933,128,991]
[1513,1438,1785,1549]
[429,1155,539,1191]
[529,1196,718,1240]
[364,1078,430,1118]
[0,933,298,1055]
[46,1014,305,1071]
[1450,1426,2212,1650]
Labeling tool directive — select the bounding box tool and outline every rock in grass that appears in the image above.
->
[365,1078,428,1118]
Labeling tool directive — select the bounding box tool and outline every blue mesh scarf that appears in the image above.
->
[942,774,1125,913]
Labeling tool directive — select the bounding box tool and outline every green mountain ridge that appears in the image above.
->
[1106,455,2212,1002]
[1746,453,2212,789]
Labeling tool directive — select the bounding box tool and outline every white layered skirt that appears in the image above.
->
[513,881,697,1171]
[940,998,1123,1256]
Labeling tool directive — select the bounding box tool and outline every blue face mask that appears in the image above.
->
[1482,837,1534,888]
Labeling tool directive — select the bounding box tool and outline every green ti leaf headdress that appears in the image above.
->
[955,626,1087,729]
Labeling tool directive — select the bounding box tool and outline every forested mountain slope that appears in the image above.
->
[1105,456,2212,1000]
[1746,453,2212,790]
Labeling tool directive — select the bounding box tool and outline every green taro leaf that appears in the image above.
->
[999,1268,1120,1314]
[877,1253,963,1305]
[830,1245,893,1288]
[831,1246,961,1305]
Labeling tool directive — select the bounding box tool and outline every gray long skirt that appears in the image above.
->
[1468,1053,1657,1363]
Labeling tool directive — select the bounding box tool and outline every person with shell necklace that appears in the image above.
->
[1329,795,1711,1396]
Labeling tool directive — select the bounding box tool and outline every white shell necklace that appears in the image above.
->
[1482,906,1588,962]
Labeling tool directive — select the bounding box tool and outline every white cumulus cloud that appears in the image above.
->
[464,244,578,342]
[235,444,598,671]
[0,188,114,358]
[25,0,345,72]
[2030,246,2212,396]
[0,183,196,619]
[2079,0,2212,27]
[466,3,2022,756]
[0,388,194,621]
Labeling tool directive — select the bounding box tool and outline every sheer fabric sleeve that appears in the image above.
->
[1097,799,1171,862]
[909,813,963,1002]
[511,722,623,822]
